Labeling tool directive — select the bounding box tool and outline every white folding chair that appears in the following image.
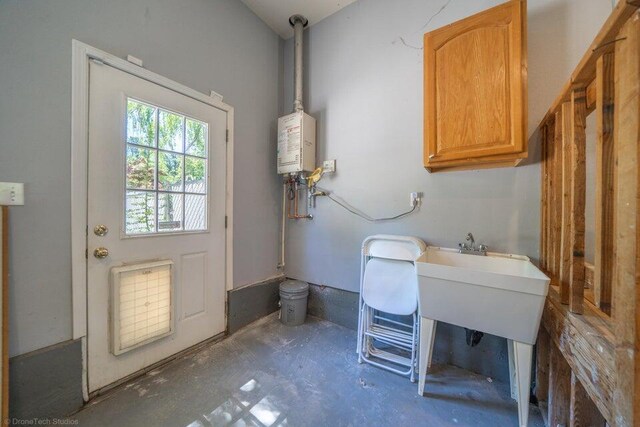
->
[357,235,426,382]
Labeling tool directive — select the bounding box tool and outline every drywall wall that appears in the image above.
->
[282,0,612,292]
[0,0,281,356]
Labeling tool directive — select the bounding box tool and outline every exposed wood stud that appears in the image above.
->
[540,124,548,271]
[553,113,564,277]
[570,372,606,427]
[536,5,640,426]
[546,121,556,273]
[594,52,615,316]
[612,11,640,426]
[549,339,571,427]
[569,88,587,315]
[542,295,614,423]
[536,325,551,403]
[560,102,573,305]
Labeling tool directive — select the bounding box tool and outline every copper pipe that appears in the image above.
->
[287,180,312,219]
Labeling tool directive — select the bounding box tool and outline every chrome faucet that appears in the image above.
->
[459,232,487,256]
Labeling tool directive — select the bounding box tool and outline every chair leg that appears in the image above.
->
[357,303,364,363]
[356,295,363,355]
[409,312,417,383]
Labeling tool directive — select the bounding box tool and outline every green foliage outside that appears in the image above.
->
[125,99,207,234]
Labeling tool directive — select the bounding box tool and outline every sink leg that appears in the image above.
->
[418,317,436,396]
[507,339,517,400]
[512,340,532,427]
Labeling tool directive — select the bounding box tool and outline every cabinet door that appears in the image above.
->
[424,0,526,165]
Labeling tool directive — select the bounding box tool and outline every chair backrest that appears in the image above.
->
[362,234,426,262]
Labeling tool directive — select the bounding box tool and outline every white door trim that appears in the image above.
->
[71,40,234,369]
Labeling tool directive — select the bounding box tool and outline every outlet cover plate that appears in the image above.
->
[322,159,336,173]
[0,182,25,205]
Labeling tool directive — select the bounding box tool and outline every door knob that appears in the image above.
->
[93,247,109,259]
[94,224,108,236]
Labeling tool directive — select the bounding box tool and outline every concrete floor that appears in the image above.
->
[71,314,544,427]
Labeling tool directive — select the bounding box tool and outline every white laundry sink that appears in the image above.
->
[415,246,550,427]
[415,246,550,344]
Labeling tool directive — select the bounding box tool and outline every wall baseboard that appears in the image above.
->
[304,282,509,383]
[307,283,359,330]
[227,276,284,334]
[9,339,83,420]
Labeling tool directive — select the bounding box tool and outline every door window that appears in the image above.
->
[125,98,208,235]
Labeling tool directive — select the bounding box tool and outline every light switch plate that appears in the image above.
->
[322,159,336,173]
[0,182,25,205]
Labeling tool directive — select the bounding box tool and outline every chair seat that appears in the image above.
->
[362,258,418,315]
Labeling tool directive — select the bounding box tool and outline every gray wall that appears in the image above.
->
[282,0,612,293]
[0,0,282,357]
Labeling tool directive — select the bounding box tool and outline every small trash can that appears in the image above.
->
[279,280,309,326]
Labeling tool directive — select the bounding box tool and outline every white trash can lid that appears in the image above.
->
[279,279,309,294]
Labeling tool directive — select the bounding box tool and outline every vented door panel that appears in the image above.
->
[110,260,174,355]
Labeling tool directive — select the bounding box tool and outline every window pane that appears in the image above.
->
[126,191,156,234]
[185,195,207,230]
[126,145,156,190]
[186,119,207,157]
[158,193,183,232]
[158,152,183,191]
[158,110,184,152]
[127,100,156,147]
[185,157,206,194]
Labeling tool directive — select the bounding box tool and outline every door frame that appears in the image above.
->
[70,40,234,399]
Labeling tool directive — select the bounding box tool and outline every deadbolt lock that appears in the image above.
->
[93,247,109,259]
[94,224,108,236]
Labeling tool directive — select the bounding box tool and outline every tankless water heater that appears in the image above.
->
[277,110,316,175]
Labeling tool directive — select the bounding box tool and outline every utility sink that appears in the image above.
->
[416,246,550,344]
[415,246,550,427]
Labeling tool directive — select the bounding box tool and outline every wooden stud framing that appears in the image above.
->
[546,121,556,273]
[569,88,587,315]
[536,3,640,425]
[549,339,571,426]
[570,371,606,427]
[553,112,564,277]
[594,52,615,315]
[612,11,640,425]
[535,325,551,403]
[560,101,573,305]
[541,123,549,271]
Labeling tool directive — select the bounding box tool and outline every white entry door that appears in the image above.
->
[87,61,227,392]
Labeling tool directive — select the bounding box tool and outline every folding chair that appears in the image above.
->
[357,235,426,382]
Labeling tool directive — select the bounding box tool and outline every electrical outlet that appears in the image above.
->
[0,182,24,205]
[410,192,420,207]
[322,159,336,173]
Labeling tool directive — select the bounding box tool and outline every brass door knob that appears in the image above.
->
[93,247,109,259]
[94,225,108,236]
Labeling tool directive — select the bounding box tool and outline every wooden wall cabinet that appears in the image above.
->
[423,0,527,172]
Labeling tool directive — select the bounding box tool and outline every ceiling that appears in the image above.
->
[241,0,357,39]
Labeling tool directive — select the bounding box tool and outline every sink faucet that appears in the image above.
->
[459,232,487,256]
[466,232,475,247]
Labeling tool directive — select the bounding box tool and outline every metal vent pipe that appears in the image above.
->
[289,14,308,112]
